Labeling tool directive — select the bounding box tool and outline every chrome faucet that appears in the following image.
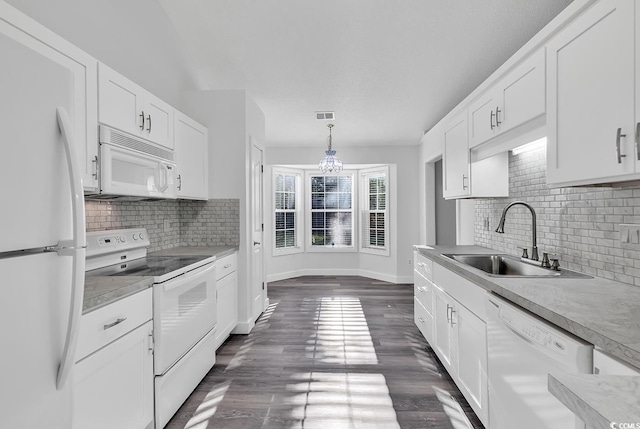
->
[495,201,539,261]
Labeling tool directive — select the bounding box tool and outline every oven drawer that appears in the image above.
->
[76,288,152,362]
[154,261,217,375]
[216,253,237,280]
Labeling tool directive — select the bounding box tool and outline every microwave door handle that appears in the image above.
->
[55,107,87,390]
[158,163,169,192]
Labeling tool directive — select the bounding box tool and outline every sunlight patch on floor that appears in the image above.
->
[303,297,378,365]
[433,386,474,429]
[184,381,231,429]
[285,372,401,429]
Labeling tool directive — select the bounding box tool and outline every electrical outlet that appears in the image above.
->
[621,224,640,248]
[408,258,412,265]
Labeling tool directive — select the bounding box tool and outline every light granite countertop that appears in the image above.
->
[83,275,153,313]
[83,246,237,313]
[548,373,640,427]
[415,244,640,369]
[416,244,640,427]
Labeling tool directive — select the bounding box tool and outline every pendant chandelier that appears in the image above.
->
[318,123,343,173]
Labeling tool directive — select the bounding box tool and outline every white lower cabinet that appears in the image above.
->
[214,253,238,350]
[413,253,489,427]
[74,322,154,429]
[73,289,154,429]
[432,283,488,426]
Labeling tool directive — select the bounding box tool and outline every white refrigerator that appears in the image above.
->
[0,7,86,428]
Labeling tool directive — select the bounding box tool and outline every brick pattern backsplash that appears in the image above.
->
[85,199,239,253]
[180,199,240,246]
[475,146,640,287]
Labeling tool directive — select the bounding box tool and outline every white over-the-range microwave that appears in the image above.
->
[87,126,177,200]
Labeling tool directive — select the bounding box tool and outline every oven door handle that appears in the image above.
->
[162,262,216,292]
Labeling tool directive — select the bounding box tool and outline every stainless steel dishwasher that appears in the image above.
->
[485,293,593,429]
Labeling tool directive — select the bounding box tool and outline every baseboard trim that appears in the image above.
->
[267,269,413,284]
[231,318,256,335]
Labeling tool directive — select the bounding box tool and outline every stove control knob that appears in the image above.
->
[139,233,145,240]
[132,234,138,241]
[120,235,126,243]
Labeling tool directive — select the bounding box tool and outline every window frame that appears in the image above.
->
[305,170,357,253]
[272,167,303,256]
[359,166,390,256]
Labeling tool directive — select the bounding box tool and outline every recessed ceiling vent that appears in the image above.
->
[316,111,335,120]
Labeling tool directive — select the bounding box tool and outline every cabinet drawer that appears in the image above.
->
[414,271,433,316]
[76,288,152,361]
[414,297,434,344]
[216,253,237,281]
[414,252,433,281]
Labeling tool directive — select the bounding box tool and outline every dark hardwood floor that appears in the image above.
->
[165,276,484,429]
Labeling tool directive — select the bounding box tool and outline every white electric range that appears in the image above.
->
[86,228,218,428]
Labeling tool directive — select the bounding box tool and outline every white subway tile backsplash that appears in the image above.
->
[85,199,239,253]
[474,146,640,288]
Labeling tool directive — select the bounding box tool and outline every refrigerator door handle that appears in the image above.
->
[55,107,87,390]
[55,107,86,250]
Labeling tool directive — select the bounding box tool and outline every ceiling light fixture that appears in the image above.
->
[318,124,343,173]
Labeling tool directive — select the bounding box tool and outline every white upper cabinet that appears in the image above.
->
[443,112,471,198]
[98,63,174,150]
[0,3,99,192]
[174,110,208,200]
[469,49,546,149]
[443,111,509,200]
[546,0,636,186]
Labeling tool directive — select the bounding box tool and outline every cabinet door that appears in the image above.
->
[215,271,238,349]
[443,113,470,198]
[433,286,452,370]
[98,63,145,138]
[547,0,635,186]
[175,110,208,199]
[500,48,545,134]
[454,303,488,426]
[144,92,174,150]
[469,92,499,148]
[73,321,154,429]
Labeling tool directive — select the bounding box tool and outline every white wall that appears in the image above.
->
[6,0,204,107]
[265,145,419,283]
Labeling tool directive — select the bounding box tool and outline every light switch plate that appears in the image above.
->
[620,224,640,249]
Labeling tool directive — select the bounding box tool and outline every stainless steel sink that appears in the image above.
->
[441,254,591,278]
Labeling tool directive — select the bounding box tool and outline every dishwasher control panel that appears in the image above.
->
[498,305,568,355]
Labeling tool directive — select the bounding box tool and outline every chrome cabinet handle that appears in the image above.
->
[462,174,468,190]
[146,114,152,132]
[495,106,502,127]
[617,128,627,164]
[418,317,425,324]
[253,241,261,245]
[490,110,495,130]
[103,317,127,330]
[224,263,232,269]
[446,304,452,323]
[139,111,145,130]
[92,155,98,180]
[635,122,640,161]
[177,174,182,191]
[450,308,456,326]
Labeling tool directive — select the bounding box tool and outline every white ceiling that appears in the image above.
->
[158,0,573,148]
